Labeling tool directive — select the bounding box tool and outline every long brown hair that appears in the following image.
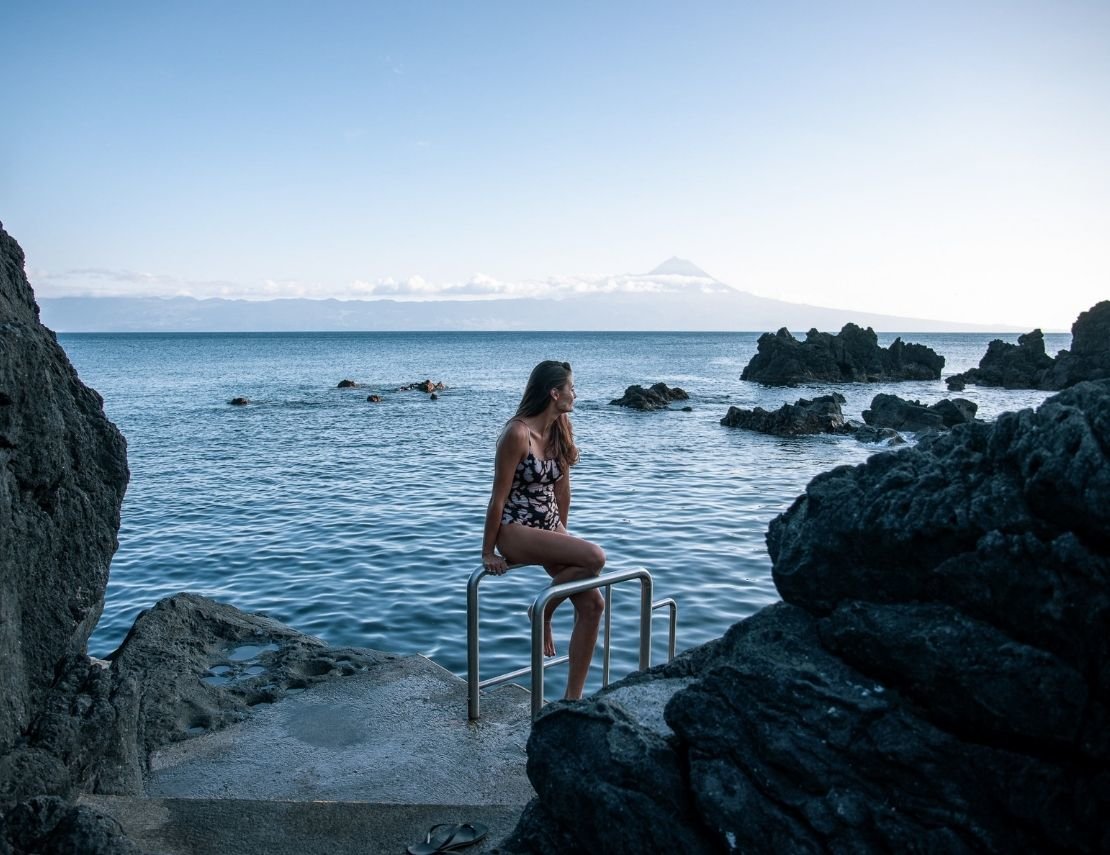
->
[513,360,580,468]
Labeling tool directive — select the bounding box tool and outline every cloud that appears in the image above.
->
[342,271,737,301]
[27,266,737,302]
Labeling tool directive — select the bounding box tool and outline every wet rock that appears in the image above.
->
[946,375,966,391]
[228,397,250,406]
[507,380,1110,853]
[430,392,439,400]
[399,380,446,393]
[609,382,689,411]
[0,222,129,806]
[366,394,382,403]
[741,323,944,385]
[862,393,977,433]
[852,424,904,445]
[336,379,358,388]
[720,393,850,435]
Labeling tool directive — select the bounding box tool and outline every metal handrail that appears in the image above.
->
[467,564,677,720]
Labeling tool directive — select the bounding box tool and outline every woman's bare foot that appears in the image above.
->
[528,602,558,657]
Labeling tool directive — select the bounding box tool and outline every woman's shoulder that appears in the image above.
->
[498,418,530,448]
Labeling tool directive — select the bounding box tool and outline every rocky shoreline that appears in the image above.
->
[3,216,1108,853]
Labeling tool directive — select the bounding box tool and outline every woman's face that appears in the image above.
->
[555,374,576,413]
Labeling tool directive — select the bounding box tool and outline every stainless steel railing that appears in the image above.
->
[466,564,678,720]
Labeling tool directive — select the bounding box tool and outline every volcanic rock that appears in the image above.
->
[0,221,129,797]
[399,380,446,393]
[367,394,382,403]
[107,594,393,761]
[506,379,1110,853]
[720,393,849,435]
[336,379,358,388]
[609,382,689,411]
[740,323,944,385]
[228,397,250,406]
[948,305,1110,391]
[946,329,1056,390]
[852,424,905,445]
[2,796,141,854]
[862,393,977,433]
[1050,300,1110,389]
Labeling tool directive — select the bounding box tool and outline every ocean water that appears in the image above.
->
[59,330,1068,694]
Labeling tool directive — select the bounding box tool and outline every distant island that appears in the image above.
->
[37,258,1025,333]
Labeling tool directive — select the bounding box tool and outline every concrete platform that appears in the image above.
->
[145,653,534,805]
[84,653,536,853]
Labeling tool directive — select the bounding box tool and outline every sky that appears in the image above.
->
[2,1,1108,330]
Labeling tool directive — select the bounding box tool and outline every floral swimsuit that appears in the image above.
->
[501,420,564,531]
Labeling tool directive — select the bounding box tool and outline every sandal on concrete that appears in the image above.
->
[407,821,489,855]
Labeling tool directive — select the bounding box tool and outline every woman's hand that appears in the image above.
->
[482,552,508,575]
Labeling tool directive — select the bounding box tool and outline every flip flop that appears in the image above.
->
[406,821,489,855]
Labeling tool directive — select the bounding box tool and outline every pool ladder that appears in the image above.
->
[466,564,677,720]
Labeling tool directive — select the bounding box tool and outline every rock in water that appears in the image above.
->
[947,302,1110,391]
[947,328,1056,389]
[1050,300,1110,389]
[609,382,689,410]
[0,221,129,768]
[506,380,1110,853]
[720,393,850,435]
[862,392,977,433]
[740,323,944,385]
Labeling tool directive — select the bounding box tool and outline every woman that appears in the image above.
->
[481,360,606,701]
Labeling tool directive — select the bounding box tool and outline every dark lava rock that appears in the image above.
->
[1050,300,1110,389]
[367,394,382,403]
[399,379,446,393]
[720,393,849,435]
[2,796,141,854]
[0,222,129,806]
[946,375,967,391]
[947,329,1056,390]
[228,397,250,406]
[862,392,977,433]
[609,382,690,411]
[852,424,904,445]
[336,379,358,388]
[430,392,439,400]
[741,323,944,385]
[506,380,1110,853]
[948,305,1110,391]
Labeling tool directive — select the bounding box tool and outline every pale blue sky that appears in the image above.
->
[3,1,1108,328]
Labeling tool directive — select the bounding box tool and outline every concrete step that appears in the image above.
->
[80,795,521,855]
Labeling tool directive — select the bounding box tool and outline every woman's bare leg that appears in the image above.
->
[497,524,606,696]
[563,588,604,699]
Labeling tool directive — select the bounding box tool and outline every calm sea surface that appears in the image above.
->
[59,331,1068,694]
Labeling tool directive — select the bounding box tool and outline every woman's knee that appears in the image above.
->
[585,543,605,574]
[574,589,605,621]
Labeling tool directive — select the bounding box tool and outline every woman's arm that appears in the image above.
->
[482,422,527,574]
